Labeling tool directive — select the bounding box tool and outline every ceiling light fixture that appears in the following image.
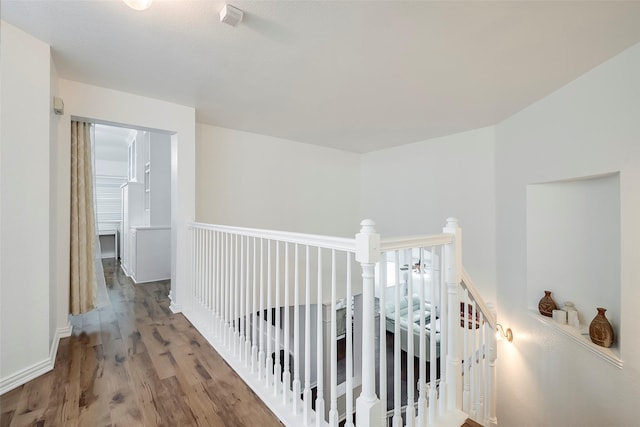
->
[123,0,153,11]
[220,4,243,27]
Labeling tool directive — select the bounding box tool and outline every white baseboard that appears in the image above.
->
[169,293,182,314]
[0,358,52,396]
[0,321,72,395]
[169,301,182,313]
[49,321,73,363]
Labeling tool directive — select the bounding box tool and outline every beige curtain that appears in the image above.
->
[70,121,97,314]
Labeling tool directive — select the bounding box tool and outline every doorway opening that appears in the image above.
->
[93,123,173,284]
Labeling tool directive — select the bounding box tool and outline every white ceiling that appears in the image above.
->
[4,0,640,153]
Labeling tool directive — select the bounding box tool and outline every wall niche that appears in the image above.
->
[526,172,621,364]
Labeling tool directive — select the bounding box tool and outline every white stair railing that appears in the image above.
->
[460,268,498,427]
[185,219,497,427]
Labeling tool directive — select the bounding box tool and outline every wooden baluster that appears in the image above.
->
[231,234,237,345]
[200,229,205,322]
[208,230,212,322]
[236,234,241,356]
[283,243,291,405]
[194,228,198,315]
[203,230,209,331]
[315,249,325,426]
[463,291,471,414]
[417,247,427,425]
[345,252,355,427]
[227,233,232,343]
[259,238,265,379]
[187,226,192,313]
[303,245,312,424]
[190,226,194,314]
[471,298,478,417]
[329,250,338,426]
[251,237,258,373]
[209,230,214,330]
[487,303,498,427]
[274,241,281,396]
[378,253,387,427]
[392,250,401,427]
[234,234,239,349]
[405,249,415,427]
[245,235,252,366]
[438,243,448,416]
[222,232,228,339]
[482,312,489,426]
[201,229,206,322]
[216,232,224,339]
[194,228,199,316]
[429,246,438,422]
[200,228,205,317]
[470,300,478,421]
[266,240,273,387]
[293,244,300,414]
[213,231,217,324]
[239,235,245,360]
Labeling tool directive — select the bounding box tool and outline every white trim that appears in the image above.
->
[169,301,182,314]
[528,310,623,369]
[49,321,73,363]
[380,233,453,251]
[0,358,52,395]
[461,268,497,329]
[189,221,356,253]
[0,321,72,395]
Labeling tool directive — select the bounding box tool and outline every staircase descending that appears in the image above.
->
[183,218,498,426]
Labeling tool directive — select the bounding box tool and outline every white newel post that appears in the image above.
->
[443,218,462,412]
[355,220,383,427]
[487,303,498,427]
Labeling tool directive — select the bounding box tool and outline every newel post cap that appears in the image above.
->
[356,219,380,264]
[443,217,460,233]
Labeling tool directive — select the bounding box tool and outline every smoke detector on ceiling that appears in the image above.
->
[220,4,243,27]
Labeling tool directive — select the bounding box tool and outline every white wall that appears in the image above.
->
[196,124,361,238]
[0,21,52,389]
[361,127,496,299]
[58,79,196,313]
[495,42,640,426]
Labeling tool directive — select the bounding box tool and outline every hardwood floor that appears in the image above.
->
[462,418,483,427]
[0,259,283,427]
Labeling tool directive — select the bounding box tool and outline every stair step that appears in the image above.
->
[461,418,484,427]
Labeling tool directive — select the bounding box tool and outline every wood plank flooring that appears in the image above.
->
[1,259,283,427]
[462,418,483,427]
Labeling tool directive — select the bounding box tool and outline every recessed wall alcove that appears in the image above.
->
[526,172,621,365]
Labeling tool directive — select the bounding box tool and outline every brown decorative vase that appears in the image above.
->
[538,290,557,317]
[589,308,614,348]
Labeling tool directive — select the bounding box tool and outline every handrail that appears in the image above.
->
[461,267,496,329]
[189,221,356,253]
[380,233,453,251]
[186,219,497,427]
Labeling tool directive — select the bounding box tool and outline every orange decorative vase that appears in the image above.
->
[589,308,614,348]
[538,290,557,317]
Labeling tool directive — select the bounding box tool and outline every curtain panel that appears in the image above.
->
[70,121,97,314]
